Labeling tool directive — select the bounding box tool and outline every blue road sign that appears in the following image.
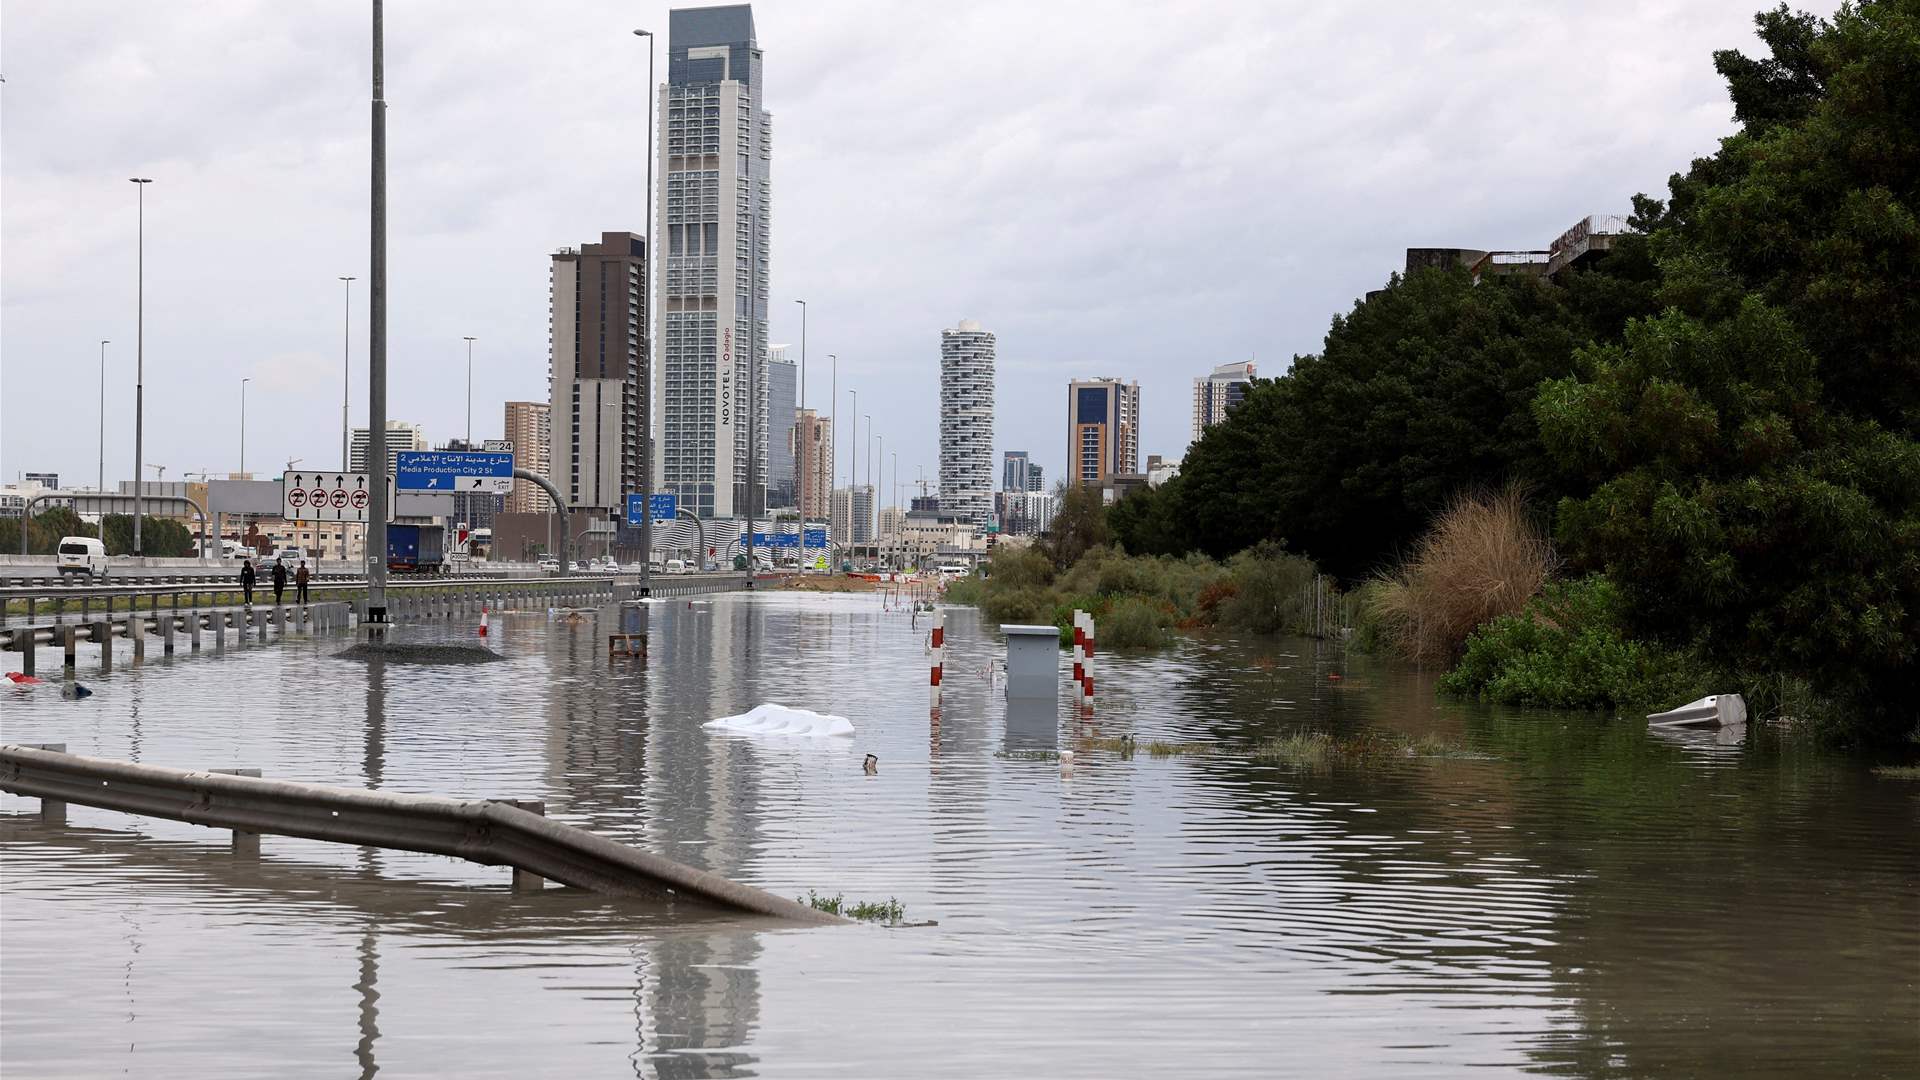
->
[746,527,828,549]
[395,450,515,493]
[625,492,678,526]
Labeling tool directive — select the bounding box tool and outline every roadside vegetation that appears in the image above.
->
[800,891,907,925]
[0,508,196,557]
[959,6,1920,745]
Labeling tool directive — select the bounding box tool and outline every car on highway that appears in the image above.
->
[56,536,109,580]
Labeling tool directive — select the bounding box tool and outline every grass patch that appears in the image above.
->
[1871,765,1920,780]
[1251,729,1483,767]
[799,890,906,925]
[1076,735,1218,758]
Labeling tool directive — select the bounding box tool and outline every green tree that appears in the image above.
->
[1042,483,1109,570]
[1106,475,1191,556]
[1536,0,1920,739]
[1175,265,1647,581]
[100,514,195,557]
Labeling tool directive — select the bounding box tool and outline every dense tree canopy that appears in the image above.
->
[1539,0,1920,736]
[1115,259,1652,581]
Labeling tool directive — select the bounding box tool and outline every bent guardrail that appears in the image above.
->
[0,743,841,924]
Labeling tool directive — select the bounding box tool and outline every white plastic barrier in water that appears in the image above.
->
[704,703,855,737]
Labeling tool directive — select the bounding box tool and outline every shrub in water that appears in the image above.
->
[1220,541,1318,635]
[1439,575,1711,711]
[1370,486,1555,665]
[1101,596,1171,648]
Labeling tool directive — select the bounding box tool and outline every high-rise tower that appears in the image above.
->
[550,232,646,512]
[1193,361,1255,442]
[655,4,771,520]
[939,320,995,528]
[1067,378,1140,487]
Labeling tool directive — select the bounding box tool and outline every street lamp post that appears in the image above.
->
[97,340,110,492]
[793,298,806,559]
[339,276,355,470]
[462,336,476,444]
[865,413,873,546]
[129,177,152,554]
[633,27,656,595]
[367,0,391,626]
[240,378,250,475]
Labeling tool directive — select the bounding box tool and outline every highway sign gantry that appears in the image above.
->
[395,450,514,494]
[281,472,394,523]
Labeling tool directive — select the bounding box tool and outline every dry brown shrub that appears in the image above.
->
[1369,486,1555,664]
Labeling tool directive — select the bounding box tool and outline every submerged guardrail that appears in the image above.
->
[0,743,840,924]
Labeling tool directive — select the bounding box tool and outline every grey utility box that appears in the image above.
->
[1001,624,1062,698]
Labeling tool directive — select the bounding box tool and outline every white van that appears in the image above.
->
[665,558,687,574]
[57,536,109,579]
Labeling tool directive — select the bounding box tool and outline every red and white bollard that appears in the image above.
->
[478,606,490,637]
[929,609,945,708]
[1082,611,1096,707]
[1072,609,1086,690]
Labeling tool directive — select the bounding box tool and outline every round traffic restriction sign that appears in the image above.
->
[309,488,328,509]
[288,488,308,509]
[331,489,349,509]
[349,489,369,510]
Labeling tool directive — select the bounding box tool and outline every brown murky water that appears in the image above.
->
[3,592,1915,1077]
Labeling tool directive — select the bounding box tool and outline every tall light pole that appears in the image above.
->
[865,413,873,546]
[633,27,656,595]
[339,276,355,470]
[828,353,837,532]
[97,340,110,492]
[240,378,251,475]
[129,177,152,554]
[848,389,857,490]
[367,0,390,626]
[462,336,476,444]
[793,298,806,557]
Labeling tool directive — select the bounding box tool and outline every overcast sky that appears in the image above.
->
[1,0,1781,498]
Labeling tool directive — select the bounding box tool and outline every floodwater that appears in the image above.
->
[2,592,1915,1078]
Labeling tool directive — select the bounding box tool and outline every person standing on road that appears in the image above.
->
[295,560,310,605]
[240,558,256,607]
[272,557,288,605]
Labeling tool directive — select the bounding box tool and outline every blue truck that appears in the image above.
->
[386,522,446,573]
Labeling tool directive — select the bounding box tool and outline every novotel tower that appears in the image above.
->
[654,3,772,520]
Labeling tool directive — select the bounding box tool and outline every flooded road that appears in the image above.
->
[3,592,1916,1077]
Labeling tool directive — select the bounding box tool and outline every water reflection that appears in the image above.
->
[1,592,1914,1077]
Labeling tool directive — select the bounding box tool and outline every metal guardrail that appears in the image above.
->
[0,743,840,924]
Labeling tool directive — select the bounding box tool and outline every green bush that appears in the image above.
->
[1440,575,1712,711]
[1100,596,1171,649]
[941,573,984,605]
[1219,542,1319,635]
[982,585,1054,625]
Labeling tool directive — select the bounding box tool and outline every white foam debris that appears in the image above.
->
[704,703,855,737]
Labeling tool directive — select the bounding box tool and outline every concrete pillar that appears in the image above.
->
[190,610,202,650]
[131,616,146,661]
[255,608,267,642]
[214,610,227,651]
[23,743,66,823]
[296,604,308,630]
[20,631,35,677]
[162,613,175,655]
[213,768,263,855]
[62,625,77,671]
[500,799,546,891]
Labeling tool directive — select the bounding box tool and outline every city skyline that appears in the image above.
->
[0,2,1773,494]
